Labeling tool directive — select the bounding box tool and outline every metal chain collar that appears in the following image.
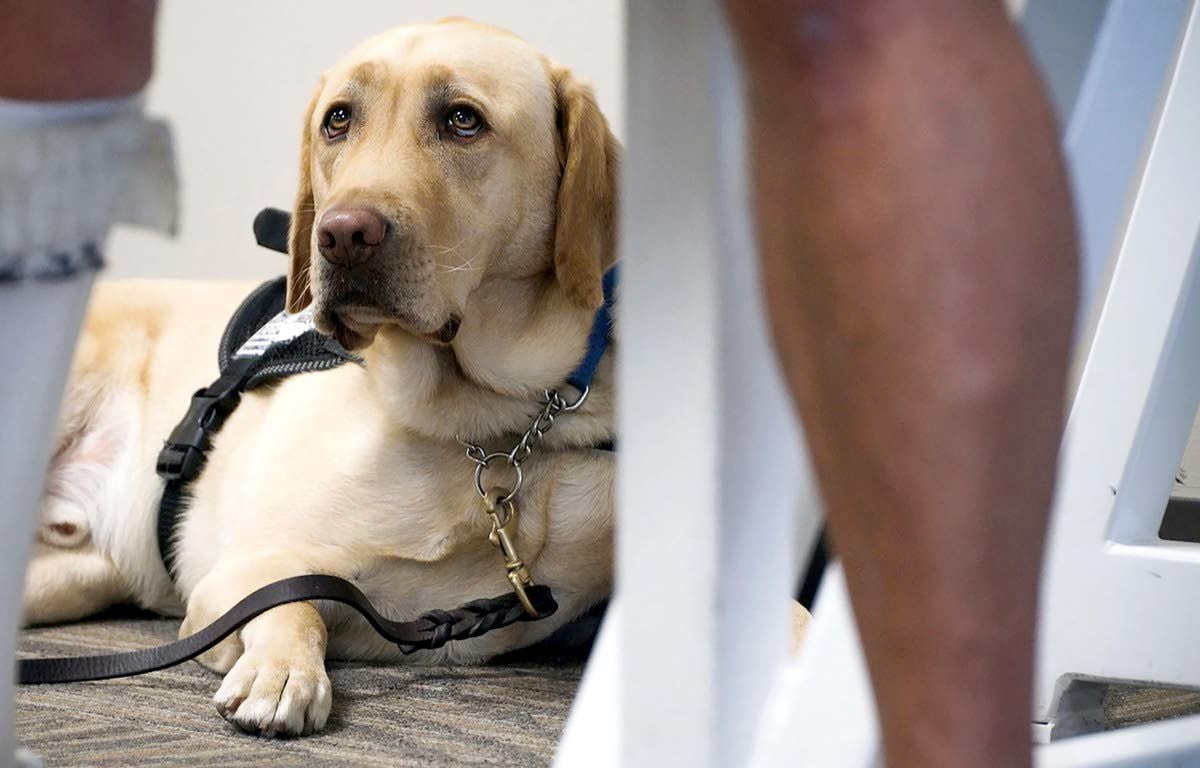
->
[459,386,590,505]
[458,386,589,617]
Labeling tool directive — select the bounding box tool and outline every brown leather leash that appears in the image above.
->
[19,575,556,684]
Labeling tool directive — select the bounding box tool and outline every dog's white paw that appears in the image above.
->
[213,651,332,737]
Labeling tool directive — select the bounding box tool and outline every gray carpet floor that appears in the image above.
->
[17,610,584,767]
[19,610,1200,766]
[1105,684,1200,730]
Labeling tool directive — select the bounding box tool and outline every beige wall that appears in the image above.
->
[108,1,623,280]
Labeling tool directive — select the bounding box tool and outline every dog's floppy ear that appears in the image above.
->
[286,86,321,313]
[550,64,619,310]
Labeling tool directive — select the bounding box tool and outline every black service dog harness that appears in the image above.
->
[154,274,360,576]
[19,208,615,685]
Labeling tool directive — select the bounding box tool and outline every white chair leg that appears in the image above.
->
[553,601,621,768]
[555,2,819,766]
[1036,0,1200,731]
[1060,0,1194,336]
[750,567,881,768]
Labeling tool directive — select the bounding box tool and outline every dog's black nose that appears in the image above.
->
[317,207,387,267]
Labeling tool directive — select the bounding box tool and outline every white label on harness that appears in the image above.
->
[234,308,316,359]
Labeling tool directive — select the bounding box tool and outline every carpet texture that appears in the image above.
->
[1105,685,1200,730]
[17,610,583,767]
[19,611,1200,766]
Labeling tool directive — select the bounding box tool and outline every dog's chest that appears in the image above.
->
[171,375,498,590]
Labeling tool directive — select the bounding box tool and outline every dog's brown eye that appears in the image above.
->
[446,106,483,138]
[323,105,352,139]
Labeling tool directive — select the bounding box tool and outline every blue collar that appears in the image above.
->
[565,265,618,393]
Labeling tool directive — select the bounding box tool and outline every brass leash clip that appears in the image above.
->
[483,487,542,617]
[460,388,592,621]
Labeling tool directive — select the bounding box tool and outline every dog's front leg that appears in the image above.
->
[182,557,332,737]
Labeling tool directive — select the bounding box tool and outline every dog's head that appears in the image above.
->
[286,19,617,353]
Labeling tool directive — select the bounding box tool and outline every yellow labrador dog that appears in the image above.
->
[23,19,616,736]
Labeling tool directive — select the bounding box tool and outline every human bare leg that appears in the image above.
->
[725,2,1078,765]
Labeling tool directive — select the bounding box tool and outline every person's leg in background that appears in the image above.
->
[0,4,168,765]
[725,2,1077,767]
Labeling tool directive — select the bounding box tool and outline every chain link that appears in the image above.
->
[460,386,590,618]
[459,386,589,504]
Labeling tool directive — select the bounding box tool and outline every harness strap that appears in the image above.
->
[156,357,258,577]
[19,576,557,684]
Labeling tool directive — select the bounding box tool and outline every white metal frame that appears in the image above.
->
[558,1,1200,766]
[556,2,818,766]
[1036,0,1200,735]
[1036,712,1200,768]
[1061,0,1193,338]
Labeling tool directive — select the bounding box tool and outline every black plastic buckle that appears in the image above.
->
[156,362,254,483]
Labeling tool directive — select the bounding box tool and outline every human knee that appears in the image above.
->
[723,0,894,74]
[724,0,1012,79]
